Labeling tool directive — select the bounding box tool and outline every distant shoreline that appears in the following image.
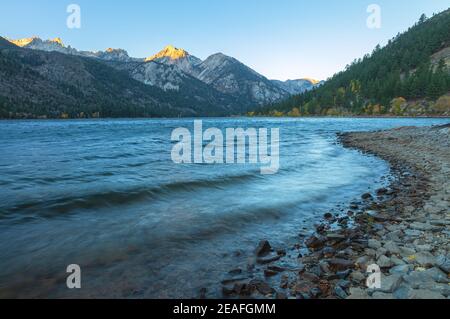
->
[1,115,450,121]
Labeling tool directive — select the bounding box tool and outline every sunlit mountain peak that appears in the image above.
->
[145,45,188,62]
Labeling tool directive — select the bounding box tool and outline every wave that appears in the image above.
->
[0,171,264,222]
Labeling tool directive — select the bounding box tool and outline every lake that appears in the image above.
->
[0,117,448,298]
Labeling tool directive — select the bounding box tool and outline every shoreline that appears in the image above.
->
[220,124,450,299]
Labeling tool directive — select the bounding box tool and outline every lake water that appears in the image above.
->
[0,118,448,298]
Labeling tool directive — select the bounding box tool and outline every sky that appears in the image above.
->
[1,0,449,81]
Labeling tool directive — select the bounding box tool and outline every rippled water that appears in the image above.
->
[0,117,448,298]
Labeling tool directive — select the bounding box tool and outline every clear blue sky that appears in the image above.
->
[1,0,448,80]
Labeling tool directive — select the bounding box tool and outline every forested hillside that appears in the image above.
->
[257,9,450,117]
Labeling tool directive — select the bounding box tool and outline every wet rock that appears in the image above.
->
[257,253,282,265]
[275,292,287,299]
[301,272,320,283]
[228,268,243,276]
[305,235,326,250]
[264,269,278,277]
[249,279,274,296]
[321,247,335,258]
[233,283,255,296]
[280,274,289,289]
[376,188,388,196]
[362,193,373,200]
[255,240,272,257]
[324,212,333,220]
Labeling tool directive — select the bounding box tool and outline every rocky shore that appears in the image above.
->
[220,124,450,299]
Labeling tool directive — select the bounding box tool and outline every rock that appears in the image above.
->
[292,281,318,297]
[327,258,354,272]
[376,188,388,196]
[372,292,395,299]
[414,251,436,267]
[257,253,282,265]
[383,241,401,254]
[319,280,331,295]
[334,285,348,299]
[249,279,274,296]
[228,268,243,276]
[305,235,326,250]
[321,247,335,258]
[336,279,351,289]
[275,292,287,299]
[324,212,333,220]
[389,264,413,275]
[350,271,366,283]
[404,229,422,237]
[390,256,406,266]
[377,274,403,293]
[408,289,446,299]
[410,222,442,232]
[368,239,382,249]
[362,193,373,200]
[301,272,320,283]
[399,246,416,258]
[233,283,254,296]
[336,269,352,279]
[435,255,450,274]
[377,255,394,268]
[264,269,278,277]
[424,267,449,284]
[255,240,272,257]
[347,288,369,299]
[376,247,388,259]
[403,271,436,289]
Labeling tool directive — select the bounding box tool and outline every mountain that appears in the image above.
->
[2,37,320,118]
[271,78,322,95]
[194,53,289,106]
[144,45,202,75]
[8,36,139,62]
[258,9,450,117]
[0,37,234,118]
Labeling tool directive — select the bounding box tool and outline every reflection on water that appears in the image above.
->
[0,117,448,298]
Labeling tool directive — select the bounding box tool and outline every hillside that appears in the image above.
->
[258,9,450,117]
[0,37,235,118]
[2,39,318,118]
